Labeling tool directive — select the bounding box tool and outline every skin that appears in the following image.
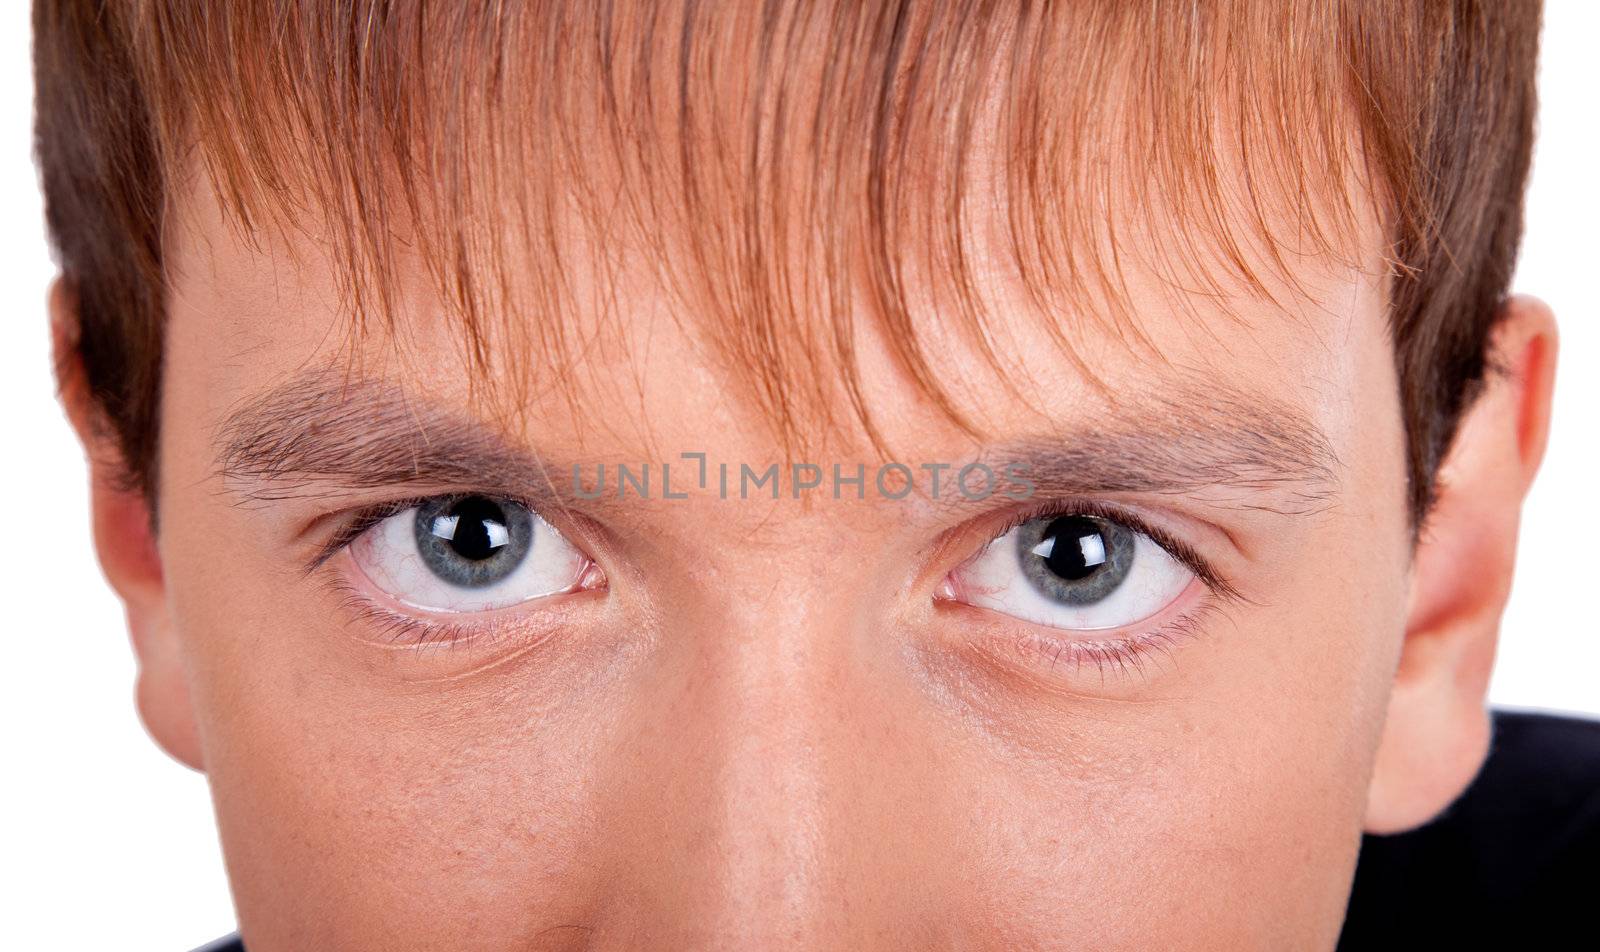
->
[55,112,1557,952]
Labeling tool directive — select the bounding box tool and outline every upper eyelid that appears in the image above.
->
[304,491,558,576]
[972,499,1241,603]
[304,496,420,575]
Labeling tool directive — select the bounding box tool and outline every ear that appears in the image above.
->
[1364,294,1558,833]
[51,280,204,771]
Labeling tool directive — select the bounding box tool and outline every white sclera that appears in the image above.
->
[956,523,1193,631]
[351,505,587,613]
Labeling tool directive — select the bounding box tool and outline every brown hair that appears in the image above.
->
[33,1,1541,529]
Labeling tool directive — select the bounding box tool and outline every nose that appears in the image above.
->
[593,550,945,948]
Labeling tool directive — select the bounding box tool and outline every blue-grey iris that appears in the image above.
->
[413,495,533,589]
[1014,514,1135,606]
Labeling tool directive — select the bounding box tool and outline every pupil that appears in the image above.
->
[435,497,508,562]
[1043,516,1108,581]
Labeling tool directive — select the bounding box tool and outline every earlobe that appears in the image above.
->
[1364,295,1558,834]
[50,280,204,771]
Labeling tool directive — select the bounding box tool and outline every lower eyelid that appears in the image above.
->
[936,581,1216,682]
[1014,600,1214,671]
[321,570,504,650]
[320,551,597,654]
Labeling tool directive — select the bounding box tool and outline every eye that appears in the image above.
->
[946,511,1195,631]
[348,494,591,613]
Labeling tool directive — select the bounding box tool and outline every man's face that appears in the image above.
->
[151,140,1410,948]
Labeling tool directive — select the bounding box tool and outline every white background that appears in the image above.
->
[2,5,1595,951]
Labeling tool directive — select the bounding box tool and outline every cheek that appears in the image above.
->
[926,499,1412,946]
[160,515,618,948]
[941,596,1408,948]
[186,657,619,945]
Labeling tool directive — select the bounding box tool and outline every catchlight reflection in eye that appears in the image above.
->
[350,494,590,613]
[949,513,1195,631]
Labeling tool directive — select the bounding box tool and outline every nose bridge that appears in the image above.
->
[690,563,856,931]
[620,529,898,945]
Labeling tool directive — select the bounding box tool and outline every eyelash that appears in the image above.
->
[318,572,528,652]
[304,494,441,576]
[981,498,1239,600]
[949,498,1242,678]
[1003,600,1223,681]
[306,492,577,651]
[308,494,1240,666]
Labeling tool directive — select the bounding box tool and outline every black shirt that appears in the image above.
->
[191,709,1600,952]
[1338,709,1600,949]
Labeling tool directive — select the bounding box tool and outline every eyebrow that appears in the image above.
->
[975,414,1339,518]
[213,371,575,512]
[213,370,1340,514]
